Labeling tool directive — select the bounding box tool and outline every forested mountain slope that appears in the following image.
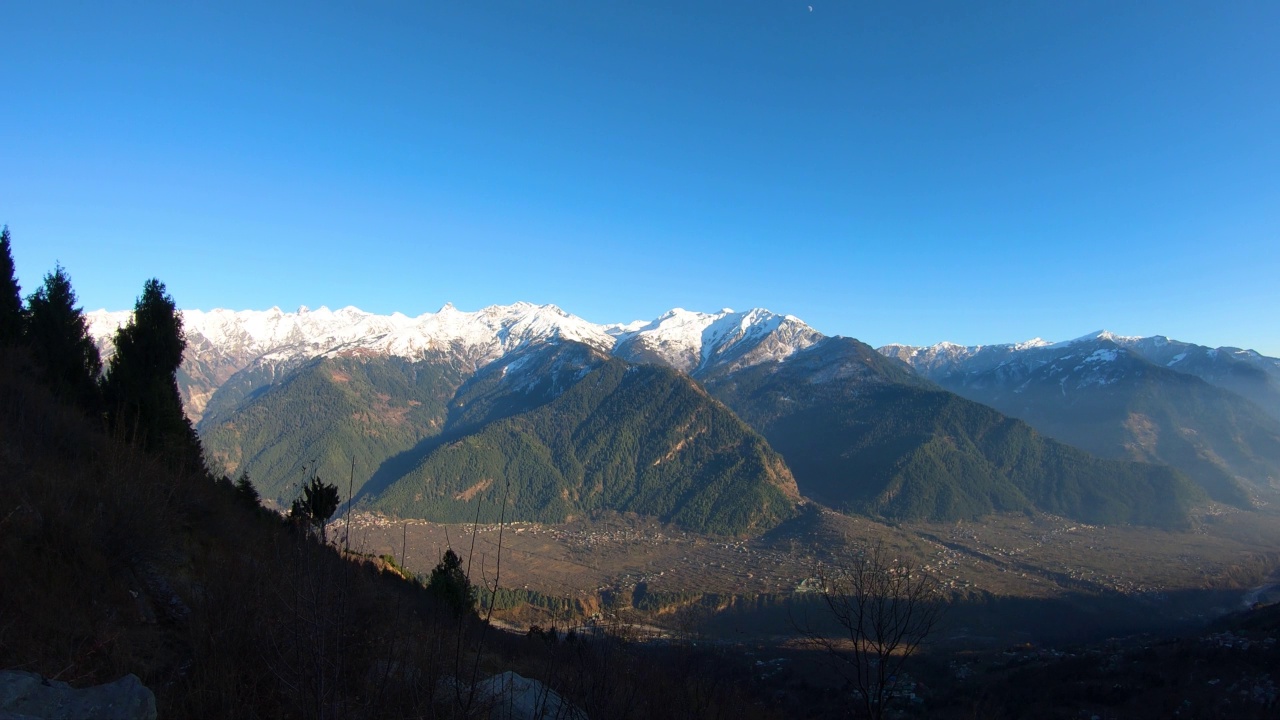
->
[200,355,469,505]
[708,338,1202,527]
[370,353,801,536]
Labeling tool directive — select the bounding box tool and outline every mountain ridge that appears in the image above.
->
[881,334,1280,503]
[87,303,830,423]
[88,306,1280,390]
[85,304,1276,532]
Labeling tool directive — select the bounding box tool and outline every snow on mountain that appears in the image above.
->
[334,301,619,366]
[611,307,823,375]
[878,341,980,375]
[881,330,1280,421]
[877,337,1064,383]
[880,332,1165,400]
[86,302,825,422]
[884,330,1280,382]
[601,319,649,337]
[881,332,1134,374]
[1045,329,1146,350]
[84,302,625,422]
[88,302,617,366]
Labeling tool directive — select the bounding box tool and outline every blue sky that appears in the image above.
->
[2,1,1277,354]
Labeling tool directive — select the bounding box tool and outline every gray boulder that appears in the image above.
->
[474,671,587,720]
[0,671,157,720]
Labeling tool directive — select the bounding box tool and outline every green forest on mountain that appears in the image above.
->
[200,354,468,505]
[372,358,800,536]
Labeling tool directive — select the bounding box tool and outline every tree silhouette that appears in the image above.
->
[102,278,200,467]
[290,473,340,542]
[427,548,475,616]
[234,470,261,508]
[26,264,101,412]
[798,541,944,719]
[0,226,23,346]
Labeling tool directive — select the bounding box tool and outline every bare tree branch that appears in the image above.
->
[796,540,945,719]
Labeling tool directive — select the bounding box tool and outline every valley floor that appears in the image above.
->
[340,502,1280,647]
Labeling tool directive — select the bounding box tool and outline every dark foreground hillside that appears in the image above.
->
[0,351,781,719]
[925,601,1280,719]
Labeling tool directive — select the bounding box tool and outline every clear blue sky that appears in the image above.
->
[2,1,1277,354]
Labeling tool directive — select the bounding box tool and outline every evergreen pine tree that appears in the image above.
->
[289,473,341,542]
[26,264,101,411]
[102,278,201,467]
[0,226,24,346]
[427,548,475,616]
[234,470,261,508]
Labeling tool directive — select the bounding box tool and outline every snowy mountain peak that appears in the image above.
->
[602,319,648,337]
[875,341,984,374]
[612,306,823,374]
[1014,338,1052,351]
[879,330,1280,423]
[80,299,834,422]
[87,302,831,409]
[1064,329,1144,346]
[88,302,617,369]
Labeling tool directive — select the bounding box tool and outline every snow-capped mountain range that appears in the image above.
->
[85,302,820,422]
[86,302,1279,396]
[88,302,614,366]
[880,330,1280,421]
[86,300,1280,428]
[881,330,1280,381]
[613,307,823,375]
[87,302,822,376]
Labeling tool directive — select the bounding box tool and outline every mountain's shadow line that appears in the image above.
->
[353,395,548,507]
[354,423,473,507]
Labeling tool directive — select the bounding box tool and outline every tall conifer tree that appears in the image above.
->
[103,278,200,467]
[0,226,24,345]
[26,264,101,411]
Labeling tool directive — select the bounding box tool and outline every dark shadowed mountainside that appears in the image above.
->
[706,338,1202,527]
[199,355,468,505]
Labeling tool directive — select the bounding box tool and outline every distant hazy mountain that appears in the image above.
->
[881,333,1280,505]
[1100,333,1280,422]
[705,337,1201,527]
